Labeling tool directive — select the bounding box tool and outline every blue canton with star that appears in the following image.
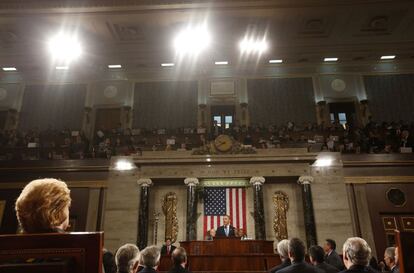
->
[204,187,226,216]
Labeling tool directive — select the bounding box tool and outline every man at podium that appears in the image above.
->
[216,215,235,237]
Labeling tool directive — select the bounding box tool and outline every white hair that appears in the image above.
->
[115,243,140,273]
[276,239,290,259]
[343,237,371,266]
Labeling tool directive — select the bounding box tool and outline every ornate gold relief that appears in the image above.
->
[272,191,289,241]
[162,192,178,243]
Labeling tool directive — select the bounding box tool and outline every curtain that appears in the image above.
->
[364,74,414,122]
[19,84,87,131]
[133,81,198,129]
[247,77,316,126]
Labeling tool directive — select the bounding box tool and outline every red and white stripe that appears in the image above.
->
[203,188,246,238]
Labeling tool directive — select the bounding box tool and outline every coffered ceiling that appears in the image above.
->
[0,0,413,74]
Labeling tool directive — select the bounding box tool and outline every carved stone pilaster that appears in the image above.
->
[184,178,199,241]
[137,178,152,249]
[298,176,317,248]
[249,176,266,240]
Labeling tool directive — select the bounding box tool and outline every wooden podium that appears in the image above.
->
[159,238,281,272]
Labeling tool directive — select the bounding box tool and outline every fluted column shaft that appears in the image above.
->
[250,176,266,240]
[185,178,199,241]
[137,178,152,250]
[298,176,317,248]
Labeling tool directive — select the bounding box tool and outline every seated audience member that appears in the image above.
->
[324,239,345,270]
[103,248,117,273]
[206,228,216,240]
[278,238,323,273]
[139,246,161,273]
[15,178,71,233]
[269,239,291,273]
[340,237,378,273]
[382,247,399,273]
[167,247,192,273]
[161,239,176,256]
[309,245,339,273]
[115,244,141,273]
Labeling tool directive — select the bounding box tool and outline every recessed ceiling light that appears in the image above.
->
[108,64,122,69]
[2,67,17,71]
[55,66,69,70]
[174,24,211,56]
[380,55,396,60]
[161,63,175,67]
[215,61,228,65]
[239,37,268,54]
[269,59,283,64]
[324,57,338,62]
[114,160,136,171]
[48,33,82,62]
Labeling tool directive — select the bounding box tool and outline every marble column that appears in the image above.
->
[185,177,199,241]
[249,176,266,240]
[298,176,317,248]
[137,178,152,250]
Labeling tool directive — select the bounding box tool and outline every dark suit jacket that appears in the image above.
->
[390,266,400,273]
[269,258,291,273]
[167,265,192,273]
[277,261,324,273]
[161,245,176,255]
[316,262,340,273]
[325,251,345,271]
[216,225,236,237]
[138,267,157,273]
[339,265,380,273]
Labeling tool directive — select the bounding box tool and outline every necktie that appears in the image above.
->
[226,226,229,236]
[167,246,170,255]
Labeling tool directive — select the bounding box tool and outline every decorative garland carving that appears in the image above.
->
[272,191,289,241]
[162,192,178,243]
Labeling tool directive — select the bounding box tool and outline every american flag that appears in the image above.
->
[203,187,247,238]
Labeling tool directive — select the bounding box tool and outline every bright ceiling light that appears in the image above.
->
[314,158,333,167]
[48,33,82,62]
[324,57,338,62]
[108,64,122,69]
[215,61,228,65]
[269,59,283,64]
[115,160,136,171]
[174,24,211,55]
[239,37,268,54]
[161,63,175,67]
[55,66,69,70]
[2,67,17,71]
[380,55,396,60]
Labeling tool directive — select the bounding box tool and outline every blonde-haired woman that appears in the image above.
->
[15,178,71,233]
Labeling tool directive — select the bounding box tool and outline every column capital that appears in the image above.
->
[249,176,265,186]
[184,177,199,187]
[298,176,314,185]
[137,178,153,187]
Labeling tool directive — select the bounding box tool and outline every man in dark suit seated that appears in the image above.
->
[115,243,141,273]
[309,245,339,273]
[167,247,192,273]
[324,239,345,271]
[139,246,161,273]
[269,239,291,273]
[216,215,235,237]
[161,239,176,256]
[277,238,323,273]
[382,247,399,273]
[340,237,379,273]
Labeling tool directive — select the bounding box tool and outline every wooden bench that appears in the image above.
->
[0,232,103,273]
[395,230,414,273]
